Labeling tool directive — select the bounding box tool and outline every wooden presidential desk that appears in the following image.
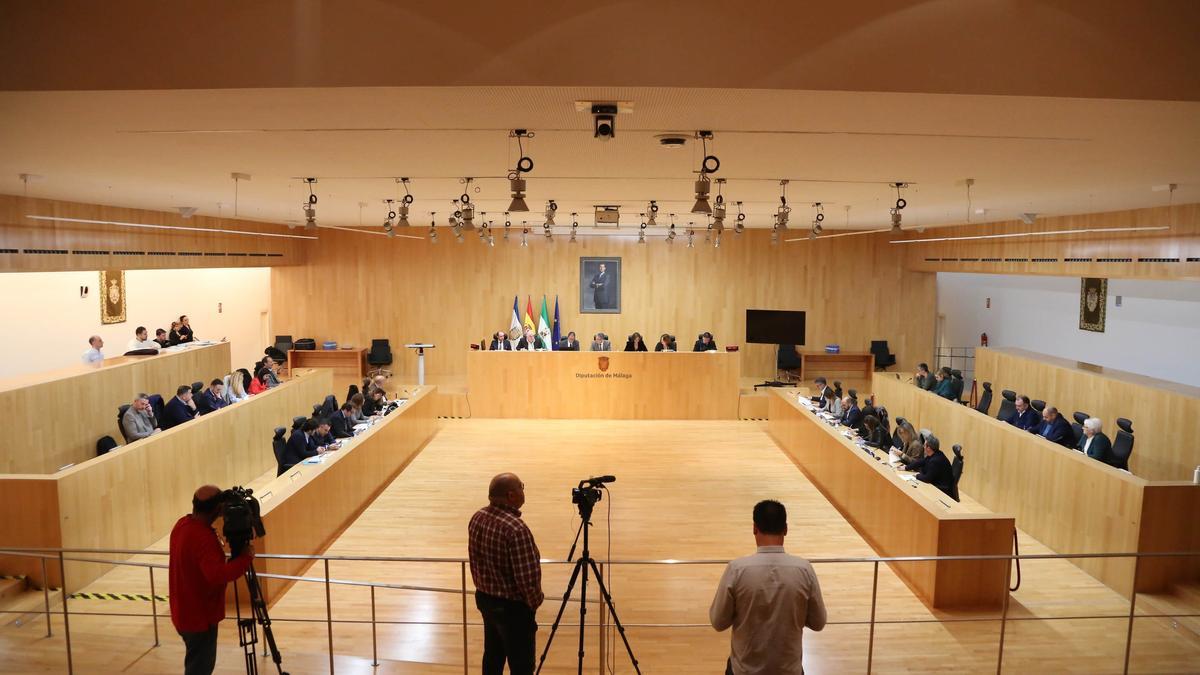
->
[977,346,1200,481]
[288,348,368,380]
[1,341,232,474]
[798,350,874,382]
[467,350,741,419]
[872,373,1200,598]
[237,385,438,606]
[767,389,1013,609]
[0,368,334,591]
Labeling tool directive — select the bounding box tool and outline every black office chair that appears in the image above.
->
[996,390,1016,421]
[312,403,324,418]
[869,340,896,371]
[291,415,307,431]
[272,427,288,476]
[117,404,133,443]
[1111,418,1134,471]
[148,394,166,423]
[975,382,993,415]
[1030,399,1046,414]
[321,394,338,417]
[950,370,965,403]
[368,339,393,377]
[1071,411,1090,447]
[777,344,801,382]
[949,445,964,502]
[347,384,360,403]
[191,381,204,396]
[833,381,843,399]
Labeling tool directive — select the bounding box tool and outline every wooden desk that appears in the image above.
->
[799,350,874,382]
[977,347,1200,481]
[871,373,1200,598]
[1,341,231,474]
[241,385,438,606]
[0,368,334,590]
[288,348,368,380]
[466,351,740,419]
[767,389,1013,609]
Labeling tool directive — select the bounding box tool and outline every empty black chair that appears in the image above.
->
[1030,399,1046,414]
[117,404,133,443]
[949,370,965,403]
[272,427,288,476]
[1071,411,1090,447]
[96,435,118,457]
[191,381,203,396]
[777,344,801,381]
[949,445,964,502]
[321,394,338,417]
[833,381,843,399]
[368,339,393,377]
[1111,418,1134,471]
[890,427,902,450]
[272,335,293,372]
[291,415,307,431]
[347,384,360,403]
[975,382,993,415]
[996,390,1017,421]
[870,340,897,371]
[312,403,324,418]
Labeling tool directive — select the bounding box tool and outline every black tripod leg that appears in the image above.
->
[577,556,588,675]
[234,576,260,675]
[535,558,586,675]
[244,567,287,674]
[586,558,641,675]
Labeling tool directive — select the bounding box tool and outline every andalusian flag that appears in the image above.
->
[552,296,561,350]
[523,296,536,335]
[509,296,522,340]
[537,296,551,350]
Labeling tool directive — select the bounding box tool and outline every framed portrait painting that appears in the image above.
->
[100,269,126,324]
[1079,277,1106,333]
[580,257,621,314]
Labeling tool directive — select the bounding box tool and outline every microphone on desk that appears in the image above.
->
[581,475,616,485]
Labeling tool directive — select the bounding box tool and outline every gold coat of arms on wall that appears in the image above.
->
[1079,277,1106,333]
[100,270,126,324]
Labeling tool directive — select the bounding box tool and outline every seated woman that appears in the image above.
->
[892,421,924,463]
[349,393,367,423]
[223,371,249,403]
[654,333,676,352]
[862,415,889,449]
[932,367,956,399]
[248,368,271,395]
[821,389,842,416]
[625,332,648,352]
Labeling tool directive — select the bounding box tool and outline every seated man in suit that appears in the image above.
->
[914,363,934,390]
[932,367,955,399]
[903,435,956,498]
[625,332,649,352]
[126,326,160,352]
[489,331,513,351]
[195,379,228,415]
[810,377,832,407]
[281,418,320,471]
[1036,406,1074,447]
[1077,417,1114,464]
[330,402,357,439]
[154,328,170,348]
[559,331,581,351]
[1005,395,1041,432]
[693,331,718,352]
[839,396,862,429]
[260,356,282,388]
[309,418,340,453]
[590,332,611,351]
[515,327,545,351]
[654,333,676,352]
[122,394,161,441]
[162,385,198,429]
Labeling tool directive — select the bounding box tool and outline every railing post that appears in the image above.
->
[324,559,335,674]
[149,565,160,647]
[461,561,469,675]
[866,561,879,675]
[58,551,74,674]
[40,557,52,637]
[370,585,378,666]
[995,551,1014,675]
[1122,554,1142,675]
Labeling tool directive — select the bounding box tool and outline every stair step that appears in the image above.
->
[0,577,27,602]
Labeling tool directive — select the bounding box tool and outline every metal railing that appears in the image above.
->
[0,547,1197,674]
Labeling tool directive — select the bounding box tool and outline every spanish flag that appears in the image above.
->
[523,296,536,334]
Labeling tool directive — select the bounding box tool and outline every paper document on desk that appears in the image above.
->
[301,456,324,465]
[353,423,370,431]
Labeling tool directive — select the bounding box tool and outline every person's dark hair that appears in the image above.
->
[925,434,941,452]
[341,402,354,412]
[179,315,188,322]
[702,331,713,340]
[192,491,222,515]
[135,325,146,335]
[1017,395,1031,405]
[315,417,331,428]
[863,415,879,430]
[302,418,319,432]
[917,362,929,372]
[372,388,385,398]
[753,500,787,535]
[135,392,149,401]
[939,366,952,377]
[156,328,167,336]
[256,368,270,382]
[176,384,191,396]
[630,332,643,343]
[351,393,365,406]
[210,378,223,387]
[814,376,827,386]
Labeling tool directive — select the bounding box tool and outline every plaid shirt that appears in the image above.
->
[468,504,543,609]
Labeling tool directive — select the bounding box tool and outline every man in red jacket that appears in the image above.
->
[169,485,255,675]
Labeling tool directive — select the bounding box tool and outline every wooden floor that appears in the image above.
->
[2,419,1198,673]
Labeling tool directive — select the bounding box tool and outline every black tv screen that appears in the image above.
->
[746,309,806,345]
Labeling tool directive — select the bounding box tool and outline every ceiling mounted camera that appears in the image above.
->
[592,103,618,141]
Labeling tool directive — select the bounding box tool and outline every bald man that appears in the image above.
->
[468,473,543,675]
[82,335,104,364]
[168,485,255,675]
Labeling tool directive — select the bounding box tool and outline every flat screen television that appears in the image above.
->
[745,309,806,345]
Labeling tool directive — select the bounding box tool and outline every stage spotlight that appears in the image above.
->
[508,178,529,212]
[521,226,529,247]
[771,225,779,246]
[646,201,658,226]
[570,213,578,243]
[666,221,677,244]
[811,202,824,234]
[891,210,902,231]
[428,212,438,243]
[735,202,745,235]
[543,222,553,240]
[504,215,512,241]
[691,177,712,215]
[396,178,413,226]
[302,178,318,230]
[507,129,534,211]
[691,131,719,214]
[544,200,557,226]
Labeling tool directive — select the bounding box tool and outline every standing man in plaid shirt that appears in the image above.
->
[469,473,544,675]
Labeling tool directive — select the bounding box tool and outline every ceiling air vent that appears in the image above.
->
[1031,258,1058,262]
[23,248,68,255]
[0,248,17,254]
[112,250,146,256]
[1137,257,1178,263]
[1004,258,1028,262]
[1064,257,1091,262]
[980,257,1001,262]
[1096,257,1132,263]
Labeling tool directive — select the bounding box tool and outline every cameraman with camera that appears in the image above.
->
[169,484,255,675]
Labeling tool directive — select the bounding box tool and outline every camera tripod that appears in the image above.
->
[536,485,640,674]
[230,540,288,675]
